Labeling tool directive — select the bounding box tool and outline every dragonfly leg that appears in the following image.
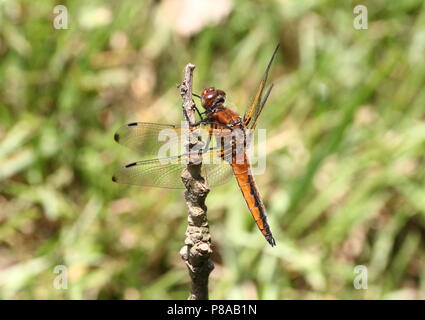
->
[193,105,204,121]
[191,93,205,121]
[189,118,209,127]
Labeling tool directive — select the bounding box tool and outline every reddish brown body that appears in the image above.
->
[200,87,276,246]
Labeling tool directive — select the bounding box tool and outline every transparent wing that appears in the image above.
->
[243,45,279,129]
[114,122,220,158]
[203,163,234,187]
[112,151,233,189]
[114,122,182,158]
[249,84,274,129]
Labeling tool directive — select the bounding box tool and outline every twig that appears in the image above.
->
[178,64,214,300]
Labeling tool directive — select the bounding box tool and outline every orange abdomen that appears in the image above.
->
[231,162,275,246]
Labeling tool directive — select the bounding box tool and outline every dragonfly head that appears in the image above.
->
[200,87,226,109]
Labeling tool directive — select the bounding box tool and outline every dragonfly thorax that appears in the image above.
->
[201,87,226,109]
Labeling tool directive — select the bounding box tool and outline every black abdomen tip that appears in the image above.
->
[267,236,276,247]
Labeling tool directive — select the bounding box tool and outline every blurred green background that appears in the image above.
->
[1,0,425,299]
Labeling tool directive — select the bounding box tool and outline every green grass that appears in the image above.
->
[0,0,424,299]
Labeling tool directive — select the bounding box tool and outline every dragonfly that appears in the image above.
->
[113,45,279,246]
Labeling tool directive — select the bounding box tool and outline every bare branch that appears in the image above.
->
[178,64,214,300]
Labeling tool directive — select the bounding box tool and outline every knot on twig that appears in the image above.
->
[185,225,211,243]
[181,168,210,199]
[187,207,209,226]
[180,242,214,276]
[190,242,213,264]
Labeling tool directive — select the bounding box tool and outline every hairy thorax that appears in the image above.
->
[208,104,242,129]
